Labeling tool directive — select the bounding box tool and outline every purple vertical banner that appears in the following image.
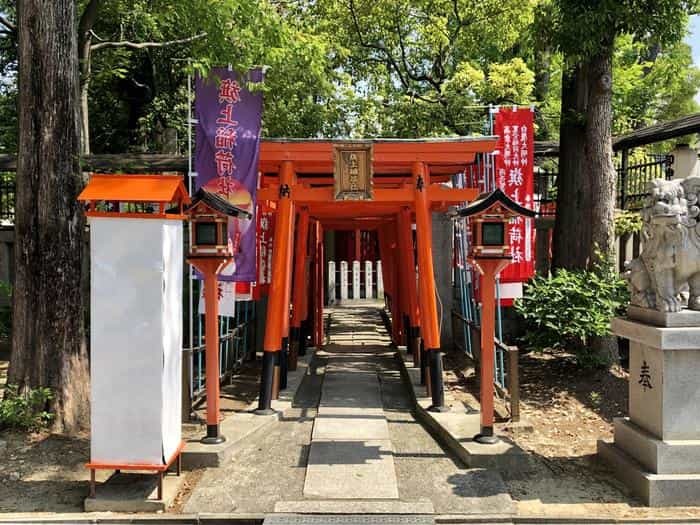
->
[195,68,263,282]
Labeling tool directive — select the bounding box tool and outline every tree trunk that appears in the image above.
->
[80,57,91,155]
[78,0,102,155]
[10,0,89,434]
[552,45,616,273]
[585,46,616,262]
[552,60,590,270]
[586,45,618,366]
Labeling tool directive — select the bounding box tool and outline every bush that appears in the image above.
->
[515,255,629,367]
[0,384,54,431]
[614,211,643,237]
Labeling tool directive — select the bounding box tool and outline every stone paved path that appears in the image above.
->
[303,307,399,500]
[184,304,513,517]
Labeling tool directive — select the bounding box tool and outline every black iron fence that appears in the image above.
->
[534,153,674,215]
[534,167,557,216]
[618,154,674,210]
[0,173,14,223]
[182,299,256,419]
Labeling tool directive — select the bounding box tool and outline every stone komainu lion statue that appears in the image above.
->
[626,176,700,312]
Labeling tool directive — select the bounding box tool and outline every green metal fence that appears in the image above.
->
[184,279,257,415]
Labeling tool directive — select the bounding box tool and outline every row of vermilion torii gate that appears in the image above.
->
[253,138,496,414]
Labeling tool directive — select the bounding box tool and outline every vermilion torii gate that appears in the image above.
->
[254,137,497,413]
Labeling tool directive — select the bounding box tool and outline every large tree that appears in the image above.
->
[548,0,696,364]
[10,0,89,433]
[2,0,337,433]
[551,0,695,272]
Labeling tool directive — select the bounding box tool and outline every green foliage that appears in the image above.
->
[515,255,629,367]
[0,385,54,431]
[550,0,696,61]
[481,58,536,105]
[536,1,700,139]
[612,35,700,134]
[0,0,698,148]
[307,0,537,137]
[614,211,643,237]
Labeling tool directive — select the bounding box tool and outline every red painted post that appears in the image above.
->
[187,257,232,443]
[258,161,295,413]
[472,258,510,443]
[315,221,325,347]
[290,208,310,370]
[413,162,446,411]
[398,207,421,366]
[203,271,220,437]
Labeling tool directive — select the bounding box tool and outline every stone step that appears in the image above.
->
[598,439,700,507]
[303,439,399,499]
[265,514,434,524]
[273,500,435,515]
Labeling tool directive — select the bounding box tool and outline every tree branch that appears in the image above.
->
[347,0,411,90]
[91,32,206,51]
[0,14,15,33]
[394,14,443,93]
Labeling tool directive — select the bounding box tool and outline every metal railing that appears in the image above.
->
[534,167,557,216]
[533,153,674,215]
[183,299,256,417]
[0,173,14,224]
[450,308,520,421]
[617,154,674,210]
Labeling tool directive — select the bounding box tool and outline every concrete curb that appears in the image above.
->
[394,349,533,474]
[0,515,264,524]
[6,513,700,524]
[182,351,313,469]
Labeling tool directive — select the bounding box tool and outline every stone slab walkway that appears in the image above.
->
[184,305,513,518]
[304,308,398,499]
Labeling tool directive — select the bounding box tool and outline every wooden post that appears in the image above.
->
[203,271,222,440]
[290,208,310,370]
[412,162,446,411]
[378,223,400,345]
[314,221,325,347]
[187,257,232,443]
[280,193,297,391]
[258,161,295,414]
[471,258,510,443]
[478,263,496,441]
[398,207,421,367]
[387,223,402,345]
[508,346,520,423]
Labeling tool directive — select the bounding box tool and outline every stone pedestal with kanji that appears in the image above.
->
[598,312,700,506]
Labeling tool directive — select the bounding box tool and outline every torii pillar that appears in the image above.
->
[413,162,447,411]
[257,161,295,414]
[289,208,310,370]
[398,207,421,366]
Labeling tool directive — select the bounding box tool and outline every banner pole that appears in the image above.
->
[187,70,195,415]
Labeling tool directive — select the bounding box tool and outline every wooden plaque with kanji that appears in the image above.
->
[333,143,373,201]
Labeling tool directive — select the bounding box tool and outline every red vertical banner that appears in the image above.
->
[494,107,535,285]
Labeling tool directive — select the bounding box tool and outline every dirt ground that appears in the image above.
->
[4,343,700,518]
[0,355,260,514]
[445,348,700,519]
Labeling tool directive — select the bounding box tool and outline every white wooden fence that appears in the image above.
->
[328,260,383,304]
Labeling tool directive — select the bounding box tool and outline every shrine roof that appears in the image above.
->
[457,188,536,218]
[78,174,190,204]
[188,188,252,219]
[259,136,498,175]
